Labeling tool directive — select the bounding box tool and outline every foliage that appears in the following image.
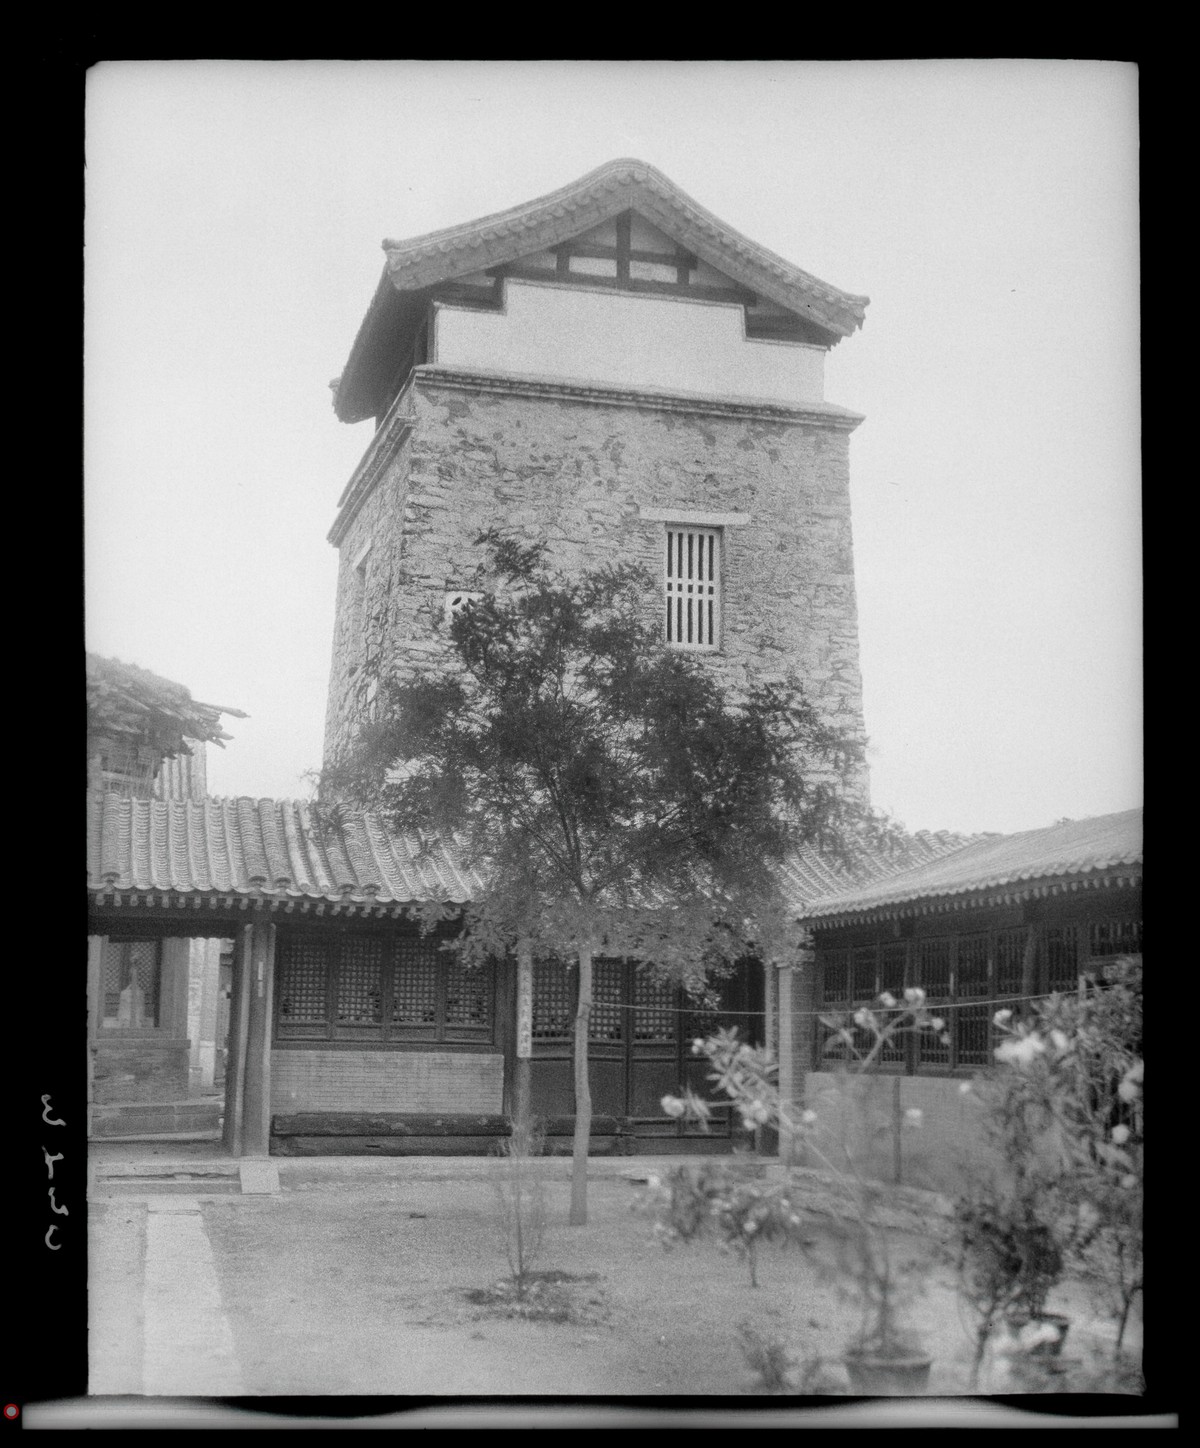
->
[978,957,1143,1356]
[646,1160,811,1288]
[952,1180,1069,1389]
[654,996,943,1363]
[953,955,1143,1385]
[321,532,884,1224]
[491,1106,549,1301]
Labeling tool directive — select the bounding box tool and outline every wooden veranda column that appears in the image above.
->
[514,941,533,1123]
[222,925,252,1156]
[776,963,795,1162]
[240,922,277,1157]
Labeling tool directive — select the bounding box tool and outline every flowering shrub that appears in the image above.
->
[954,955,1143,1383]
[644,1160,810,1288]
[652,998,941,1363]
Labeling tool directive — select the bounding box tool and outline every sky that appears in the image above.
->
[84,60,1141,837]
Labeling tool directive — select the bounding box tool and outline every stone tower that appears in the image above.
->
[323,159,870,794]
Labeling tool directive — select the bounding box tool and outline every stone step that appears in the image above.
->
[99,1177,242,1196]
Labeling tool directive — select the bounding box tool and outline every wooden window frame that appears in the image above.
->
[813,915,1141,1079]
[273,931,495,1050]
[100,937,163,1031]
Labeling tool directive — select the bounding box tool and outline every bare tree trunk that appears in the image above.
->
[569,940,595,1226]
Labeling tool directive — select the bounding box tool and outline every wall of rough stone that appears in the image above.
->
[324,369,868,795]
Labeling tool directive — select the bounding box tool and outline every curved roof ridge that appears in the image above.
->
[380,157,869,317]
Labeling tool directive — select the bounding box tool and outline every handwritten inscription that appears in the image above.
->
[42,1096,67,1250]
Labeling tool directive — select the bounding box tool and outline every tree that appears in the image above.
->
[321,533,881,1224]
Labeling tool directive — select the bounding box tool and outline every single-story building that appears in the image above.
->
[785,807,1143,1190]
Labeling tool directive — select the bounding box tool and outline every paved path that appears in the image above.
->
[141,1199,245,1396]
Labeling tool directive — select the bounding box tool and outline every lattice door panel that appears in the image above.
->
[444,959,492,1035]
[994,927,1027,1000]
[277,937,331,1037]
[336,937,384,1030]
[955,933,992,1069]
[877,942,909,1067]
[590,958,625,1043]
[1045,926,1080,994]
[392,936,439,1030]
[848,946,879,1057]
[632,968,678,1043]
[1088,919,1143,960]
[532,960,574,1040]
[916,939,952,1069]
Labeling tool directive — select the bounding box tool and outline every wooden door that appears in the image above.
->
[529,957,763,1137]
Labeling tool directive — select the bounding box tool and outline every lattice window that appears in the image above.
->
[444,960,492,1032]
[532,960,574,1040]
[846,946,878,1056]
[851,946,877,1004]
[1045,925,1080,994]
[820,949,850,1006]
[1088,919,1143,960]
[102,939,161,1027]
[633,969,677,1043]
[994,927,1027,1000]
[590,958,625,1042]
[916,939,952,1069]
[336,937,384,1028]
[392,936,439,1027]
[277,937,331,1037]
[665,527,720,649]
[955,933,992,1069]
[877,942,909,1067]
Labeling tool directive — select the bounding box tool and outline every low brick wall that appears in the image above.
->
[93,1039,190,1105]
[270,1049,505,1115]
[798,1072,999,1195]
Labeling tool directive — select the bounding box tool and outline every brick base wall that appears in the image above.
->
[92,1039,190,1104]
[270,1050,504,1114]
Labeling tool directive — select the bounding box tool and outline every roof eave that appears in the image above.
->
[801,865,1144,931]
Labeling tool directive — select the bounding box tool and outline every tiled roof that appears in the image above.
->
[800,808,1143,926]
[780,829,990,914]
[334,158,869,423]
[87,794,484,912]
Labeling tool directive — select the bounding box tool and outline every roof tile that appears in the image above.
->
[801,809,1142,922]
[87,795,483,906]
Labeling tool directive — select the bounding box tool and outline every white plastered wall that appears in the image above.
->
[433,279,826,405]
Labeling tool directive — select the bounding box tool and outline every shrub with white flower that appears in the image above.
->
[639,1158,812,1289]
[971,955,1143,1362]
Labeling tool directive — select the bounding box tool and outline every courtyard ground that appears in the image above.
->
[88,1153,1143,1405]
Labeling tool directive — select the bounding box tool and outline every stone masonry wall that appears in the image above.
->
[324,371,868,792]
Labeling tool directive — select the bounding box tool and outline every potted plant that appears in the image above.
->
[657,991,946,1394]
[953,1178,1070,1389]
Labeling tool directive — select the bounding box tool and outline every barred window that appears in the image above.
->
[665,527,720,649]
